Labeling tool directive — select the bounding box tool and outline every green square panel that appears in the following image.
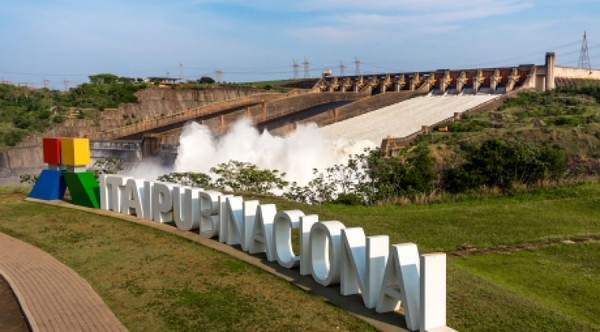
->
[64,172,100,208]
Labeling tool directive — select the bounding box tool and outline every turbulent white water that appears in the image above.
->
[179,118,375,184]
[126,95,498,185]
[127,117,375,185]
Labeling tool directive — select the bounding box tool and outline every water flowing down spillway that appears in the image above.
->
[320,94,498,143]
[127,94,499,185]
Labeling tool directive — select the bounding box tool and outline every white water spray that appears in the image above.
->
[126,117,375,185]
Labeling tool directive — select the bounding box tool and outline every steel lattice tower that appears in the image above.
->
[292,59,300,79]
[578,31,591,69]
[303,57,310,79]
[339,61,346,76]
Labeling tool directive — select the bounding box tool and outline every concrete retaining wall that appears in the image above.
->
[203,92,366,135]
[554,66,600,80]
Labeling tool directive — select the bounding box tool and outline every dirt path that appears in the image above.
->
[0,275,29,332]
[451,235,600,257]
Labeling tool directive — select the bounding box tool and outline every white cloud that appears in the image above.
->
[286,0,533,44]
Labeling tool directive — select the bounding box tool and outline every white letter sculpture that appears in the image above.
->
[309,221,345,286]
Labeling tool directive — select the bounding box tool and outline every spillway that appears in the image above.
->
[320,94,498,143]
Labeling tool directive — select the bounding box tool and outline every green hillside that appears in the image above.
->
[0,74,147,150]
[425,83,600,177]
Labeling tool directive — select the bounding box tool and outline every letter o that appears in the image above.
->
[309,221,345,286]
[273,210,305,269]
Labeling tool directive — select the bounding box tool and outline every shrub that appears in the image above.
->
[442,140,566,192]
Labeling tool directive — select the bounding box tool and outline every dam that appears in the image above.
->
[2,52,600,183]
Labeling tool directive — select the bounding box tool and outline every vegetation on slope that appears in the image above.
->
[427,84,600,177]
[0,74,147,150]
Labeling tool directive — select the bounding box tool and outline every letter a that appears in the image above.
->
[376,243,421,331]
[249,204,277,261]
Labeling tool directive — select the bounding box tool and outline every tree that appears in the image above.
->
[198,76,215,84]
[157,172,212,188]
[89,74,120,85]
[210,161,288,194]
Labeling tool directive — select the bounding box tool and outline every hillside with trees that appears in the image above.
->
[0,74,147,150]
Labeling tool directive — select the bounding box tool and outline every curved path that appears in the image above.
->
[0,232,127,332]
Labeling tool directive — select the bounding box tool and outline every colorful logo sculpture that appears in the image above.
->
[29,137,100,208]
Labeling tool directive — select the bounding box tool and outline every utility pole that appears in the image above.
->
[578,31,592,69]
[303,57,310,79]
[293,59,300,79]
[354,57,361,76]
[339,61,346,76]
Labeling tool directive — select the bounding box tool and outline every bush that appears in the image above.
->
[442,140,566,192]
[285,147,437,205]
[87,158,125,178]
[333,193,363,205]
[546,116,582,126]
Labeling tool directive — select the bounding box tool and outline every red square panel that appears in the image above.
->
[43,137,62,164]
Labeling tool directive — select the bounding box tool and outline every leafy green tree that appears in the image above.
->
[89,74,120,85]
[210,161,288,194]
[157,172,212,188]
[198,76,215,84]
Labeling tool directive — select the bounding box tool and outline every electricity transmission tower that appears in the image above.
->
[293,59,300,79]
[179,63,184,81]
[578,31,591,69]
[339,61,346,76]
[303,57,310,78]
[215,70,223,83]
[354,57,361,76]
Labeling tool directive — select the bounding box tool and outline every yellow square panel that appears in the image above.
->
[61,138,91,166]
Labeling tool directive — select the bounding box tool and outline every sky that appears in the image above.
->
[1,0,599,88]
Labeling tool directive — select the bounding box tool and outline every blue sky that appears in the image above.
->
[1,0,599,88]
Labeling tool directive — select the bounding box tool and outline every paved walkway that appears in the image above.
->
[0,232,128,332]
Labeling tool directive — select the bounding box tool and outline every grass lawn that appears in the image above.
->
[0,193,374,332]
[452,243,600,331]
[0,183,598,331]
